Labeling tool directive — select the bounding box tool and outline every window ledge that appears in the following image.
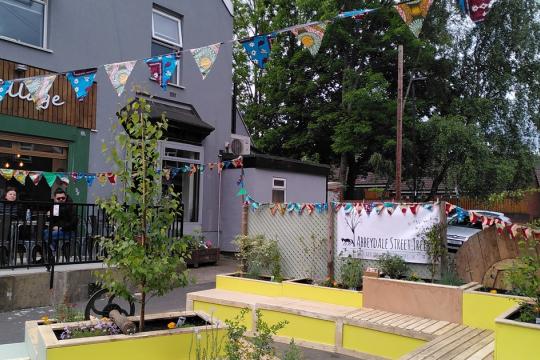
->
[168,84,185,90]
[0,36,53,53]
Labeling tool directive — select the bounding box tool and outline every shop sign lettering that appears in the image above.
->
[0,79,65,110]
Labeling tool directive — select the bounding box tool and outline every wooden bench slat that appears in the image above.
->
[381,313,410,326]
[451,336,495,360]
[412,319,439,332]
[405,318,431,330]
[404,327,480,360]
[433,323,460,336]
[433,330,492,360]
[400,325,470,360]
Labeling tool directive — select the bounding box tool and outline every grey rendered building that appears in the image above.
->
[0,0,327,250]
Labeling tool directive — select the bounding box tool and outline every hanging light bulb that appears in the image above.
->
[4,162,10,168]
[19,161,24,167]
[16,154,21,158]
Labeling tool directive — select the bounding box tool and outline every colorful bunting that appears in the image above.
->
[458,0,492,23]
[291,23,327,56]
[97,173,108,186]
[23,75,57,109]
[42,172,57,187]
[14,170,28,185]
[66,68,97,101]
[29,172,42,186]
[106,172,117,184]
[145,54,179,90]
[191,43,221,80]
[0,80,13,102]
[395,0,433,37]
[0,169,14,180]
[85,175,96,187]
[104,60,136,96]
[241,35,274,69]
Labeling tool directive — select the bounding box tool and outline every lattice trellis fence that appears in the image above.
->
[248,208,433,281]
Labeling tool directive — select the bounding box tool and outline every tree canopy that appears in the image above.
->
[234,0,540,200]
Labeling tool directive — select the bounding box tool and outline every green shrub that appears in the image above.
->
[251,310,288,360]
[233,235,282,281]
[377,253,409,279]
[283,339,303,360]
[340,257,363,290]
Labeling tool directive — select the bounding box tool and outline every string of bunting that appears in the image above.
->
[0,156,243,188]
[0,0,492,109]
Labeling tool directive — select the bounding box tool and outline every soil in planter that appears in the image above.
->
[507,305,540,325]
[292,278,314,285]
[230,272,287,282]
[53,315,211,340]
[476,286,521,296]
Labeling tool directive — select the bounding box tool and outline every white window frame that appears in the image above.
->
[272,177,286,203]
[0,0,48,49]
[160,140,203,226]
[151,8,182,48]
[151,8,182,86]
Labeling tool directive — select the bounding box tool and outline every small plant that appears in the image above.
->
[340,256,363,290]
[233,235,283,281]
[407,272,423,282]
[282,339,303,360]
[439,270,464,286]
[423,223,448,282]
[251,310,288,360]
[224,308,249,360]
[377,253,409,279]
[54,298,84,323]
[319,276,339,288]
[59,317,120,340]
[184,228,210,250]
[506,234,540,323]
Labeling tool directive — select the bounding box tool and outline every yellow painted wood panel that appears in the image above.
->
[282,282,363,307]
[495,322,540,360]
[192,301,253,330]
[216,275,283,297]
[462,292,521,330]
[342,324,426,360]
[258,309,336,346]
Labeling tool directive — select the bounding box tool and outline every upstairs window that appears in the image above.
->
[0,0,48,48]
[272,178,286,203]
[151,7,182,86]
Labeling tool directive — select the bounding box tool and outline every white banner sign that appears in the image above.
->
[336,204,441,264]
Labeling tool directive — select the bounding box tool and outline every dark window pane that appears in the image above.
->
[272,190,285,203]
[0,0,45,47]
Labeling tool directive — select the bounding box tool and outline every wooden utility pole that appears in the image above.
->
[395,45,404,201]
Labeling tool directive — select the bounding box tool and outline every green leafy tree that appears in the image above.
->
[98,97,189,331]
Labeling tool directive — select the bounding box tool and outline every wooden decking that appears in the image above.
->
[187,289,494,360]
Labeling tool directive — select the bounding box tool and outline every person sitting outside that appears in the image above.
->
[44,188,78,253]
[0,187,20,219]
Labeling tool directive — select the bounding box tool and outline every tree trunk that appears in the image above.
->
[339,152,349,193]
[139,289,146,332]
[427,161,451,201]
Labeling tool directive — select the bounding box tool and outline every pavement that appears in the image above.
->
[0,254,358,359]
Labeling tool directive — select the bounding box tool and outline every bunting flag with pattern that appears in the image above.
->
[458,0,492,23]
[145,54,179,90]
[104,60,136,96]
[395,0,434,37]
[29,172,42,186]
[0,80,13,102]
[191,43,221,80]
[291,23,327,56]
[0,169,14,180]
[14,170,28,185]
[66,68,97,101]
[42,172,57,187]
[85,175,96,187]
[240,35,273,69]
[23,75,57,109]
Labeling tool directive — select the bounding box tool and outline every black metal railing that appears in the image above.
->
[0,201,184,269]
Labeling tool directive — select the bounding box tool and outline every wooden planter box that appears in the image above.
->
[25,311,225,360]
[186,248,220,268]
[282,279,363,308]
[215,272,283,297]
[463,284,527,330]
[495,305,540,360]
[362,276,477,323]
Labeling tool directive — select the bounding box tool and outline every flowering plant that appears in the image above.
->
[60,318,121,340]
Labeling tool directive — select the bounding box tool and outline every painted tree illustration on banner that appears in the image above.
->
[343,210,362,246]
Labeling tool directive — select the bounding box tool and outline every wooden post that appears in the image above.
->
[395,45,404,201]
[241,203,248,236]
[327,207,335,280]
[109,309,137,335]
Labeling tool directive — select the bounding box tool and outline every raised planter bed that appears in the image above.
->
[282,279,363,307]
[25,311,225,360]
[462,284,526,330]
[495,305,540,360]
[215,272,284,297]
[362,276,477,323]
[186,248,220,268]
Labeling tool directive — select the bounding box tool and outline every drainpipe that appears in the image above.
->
[217,153,222,248]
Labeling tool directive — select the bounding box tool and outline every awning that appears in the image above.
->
[149,101,214,142]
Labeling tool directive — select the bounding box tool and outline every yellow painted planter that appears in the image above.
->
[192,300,253,331]
[495,306,540,360]
[341,324,426,360]
[26,311,225,360]
[463,286,526,330]
[282,280,363,307]
[215,273,283,297]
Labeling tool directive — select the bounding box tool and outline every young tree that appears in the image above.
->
[98,98,189,331]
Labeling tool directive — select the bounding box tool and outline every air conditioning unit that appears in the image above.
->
[229,134,251,156]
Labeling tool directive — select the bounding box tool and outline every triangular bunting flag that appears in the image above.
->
[240,34,273,69]
[0,169,14,180]
[0,80,13,102]
[29,172,42,186]
[458,0,492,23]
[14,170,28,185]
[106,172,117,184]
[97,173,108,186]
[58,173,69,184]
[236,187,247,196]
[104,60,136,96]
[85,175,96,187]
[355,202,363,215]
[291,23,327,56]
[410,204,419,215]
[42,172,57,187]
[270,204,278,216]
[145,54,179,90]
[395,0,433,37]
[279,203,287,216]
[306,203,315,215]
[343,203,353,214]
[364,203,373,216]
[66,68,97,101]
[23,75,57,110]
[191,43,221,80]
